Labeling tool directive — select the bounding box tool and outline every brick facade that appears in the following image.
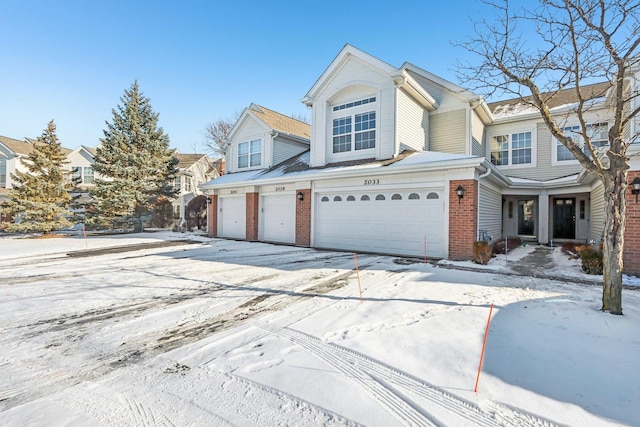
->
[448,179,478,260]
[246,192,259,241]
[624,171,640,275]
[295,189,311,247]
[207,195,218,238]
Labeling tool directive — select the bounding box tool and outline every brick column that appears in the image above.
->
[207,195,218,237]
[295,189,311,247]
[624,171,640,275]
[449,179,478,260]
[246,192,259,241]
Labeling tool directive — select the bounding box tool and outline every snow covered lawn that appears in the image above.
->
[0,232,638,426]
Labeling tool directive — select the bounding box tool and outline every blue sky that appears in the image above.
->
[2,0,493,154]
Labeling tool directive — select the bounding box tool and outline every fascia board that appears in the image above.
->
[303,44,400,106]
[203,157,486,190]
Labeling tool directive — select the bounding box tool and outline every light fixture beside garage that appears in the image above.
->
[297,191,304,202]
[631,177,640,203]
[456,185,465,204]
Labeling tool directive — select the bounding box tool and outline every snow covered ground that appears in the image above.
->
[0,232,638,426]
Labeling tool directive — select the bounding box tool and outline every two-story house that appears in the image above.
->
[200,45,640,275]
[172,153,223,230]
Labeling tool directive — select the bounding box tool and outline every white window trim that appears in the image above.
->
[328,98,377,161]
[551,122,609,166]
[237,139,262,170]
[488,126,537,169]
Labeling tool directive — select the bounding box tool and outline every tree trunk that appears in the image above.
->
[601,170,626,315]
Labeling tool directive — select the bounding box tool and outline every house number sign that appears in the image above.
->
[230,190,237,194]
[275,186,285,192]
[364,179,380,185]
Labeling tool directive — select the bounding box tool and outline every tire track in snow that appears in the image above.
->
[258,324,561,427]
[258,323,440,427]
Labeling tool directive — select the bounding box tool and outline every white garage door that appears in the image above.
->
[315,189,445,258]
[219,196,246,239]
[261,194,296,244]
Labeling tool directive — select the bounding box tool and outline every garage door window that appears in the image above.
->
[321,196,329,202]
[409,193,420,200]
[347,195,356,201]
[361,195,370,201]
[427,192,440,199]
[392,194,402,200]
[333,196,342,201]
[376,194,385,200]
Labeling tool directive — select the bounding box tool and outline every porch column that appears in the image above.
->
[538,190,549,244]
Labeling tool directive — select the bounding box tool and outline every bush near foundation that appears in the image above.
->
[491,237,522,255]
[576,244,604,275]
[473,241,492,265]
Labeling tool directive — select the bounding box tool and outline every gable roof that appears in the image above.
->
[302,44,402,105]
[176,153,208,169]
[487,81,612,114]
[0,135,34,155]
[248,104,311,140]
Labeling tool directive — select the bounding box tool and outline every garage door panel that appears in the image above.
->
[220,196,246,239]
[262,195,295,244]
[315,190,445,258]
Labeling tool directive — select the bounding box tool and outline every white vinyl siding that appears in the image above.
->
[0,158,6,187]
[478,182,502,241]
[504,123,583,180]
[272,138,308,166]
[397,88,429,152]
[430,110,467,154]
[590,182,605,242]
[471,111,485,157]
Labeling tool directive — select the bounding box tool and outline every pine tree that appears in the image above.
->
[88,81,178,230]
[3,120,74,233]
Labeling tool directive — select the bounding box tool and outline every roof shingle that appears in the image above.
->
[249,104,311,140]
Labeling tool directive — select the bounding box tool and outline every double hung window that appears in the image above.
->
[556,122,608,161]
[490,131,532,166]
[238,139,261,168]
[332,97,376,154]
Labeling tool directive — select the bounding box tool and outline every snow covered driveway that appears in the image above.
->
[0,233,638,426]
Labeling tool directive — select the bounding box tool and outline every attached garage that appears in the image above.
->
[314,189,446,258]
[218,195,246,239]
[260,193,296,244]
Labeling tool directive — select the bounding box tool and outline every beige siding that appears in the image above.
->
[273,138,308,166]
[590,182,605,242]
[430,110,466,154]
[471,111,485,157]
[478,182,502,241]
[495,123,583,181]
[397,88,428,152]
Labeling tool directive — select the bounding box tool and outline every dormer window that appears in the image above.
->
[331,97,377,154]
[238,139,261,168]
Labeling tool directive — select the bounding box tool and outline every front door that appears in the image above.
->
[553,198,576,239]
[518,199,536,235]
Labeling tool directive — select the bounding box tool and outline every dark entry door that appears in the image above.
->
[553,198,576,239]
[518,199,535,235]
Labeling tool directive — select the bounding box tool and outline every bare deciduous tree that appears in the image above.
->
[203,113,239,157]
[456,0,640,314]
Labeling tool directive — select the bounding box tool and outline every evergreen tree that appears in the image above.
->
[88,81,178,230]
[3,120,74,233]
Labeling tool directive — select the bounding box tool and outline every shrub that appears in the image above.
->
[576,245,603,275]
[473,241,493,265]
[491,237,522,255]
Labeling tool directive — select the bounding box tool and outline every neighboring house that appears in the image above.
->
[172,153,222,230]
[65,145,98,212]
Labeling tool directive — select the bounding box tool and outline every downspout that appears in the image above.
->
[477,166,492,241]
[270,132,279,168]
